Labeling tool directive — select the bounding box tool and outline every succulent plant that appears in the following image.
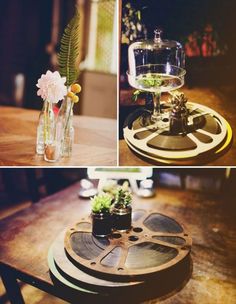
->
[114,184,132,209]
[101,180,118,197]
[91,193,112,214]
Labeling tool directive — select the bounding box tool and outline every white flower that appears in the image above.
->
[36,70,67,103]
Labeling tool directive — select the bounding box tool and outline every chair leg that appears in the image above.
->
[25,169,40,203]
[0,267,25,304]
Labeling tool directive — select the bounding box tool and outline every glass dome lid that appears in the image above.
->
[128,28,185,77]
[127,29,186,125]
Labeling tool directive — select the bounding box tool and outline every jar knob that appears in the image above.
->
[154,28,163,43]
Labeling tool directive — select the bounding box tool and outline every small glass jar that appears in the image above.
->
[92,212,111,237]
[44,141,61,162]
[112,205,132,232]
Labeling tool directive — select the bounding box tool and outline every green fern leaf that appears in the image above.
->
[58,7,80,87]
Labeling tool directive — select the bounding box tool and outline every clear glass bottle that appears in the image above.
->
[43,101,59,162]
[63,119,74,157]
[36,100,47,155]
[44,101,55,144]
[56,97,74,157]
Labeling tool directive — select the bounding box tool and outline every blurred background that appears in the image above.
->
[119,0,236,137]
[120,0,236,87]
[0,0,117,119]
[0,168,235,216]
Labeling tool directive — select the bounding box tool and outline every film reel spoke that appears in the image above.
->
[136,130,161,145]
[188,111,210,124]
[188,104,201,114]
[116,246,129,270]
[196,128,220,139]
[93,244,116,265]
[187,133,209,147]
[150,232,184,237]
[150,237,182,250]
[133,126,153,133]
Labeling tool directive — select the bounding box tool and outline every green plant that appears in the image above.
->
[114,185,132,209]
[138,74,163,88]
[132,74,163,103]
[132,89,142,103]
[91,193,112,214]
[102,180,118,198]
[58,6,80,87]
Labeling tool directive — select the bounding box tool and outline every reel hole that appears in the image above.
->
[129,235,139,242]
[133,227,143,233]
[162,118,169,122]
[112,233,122,239]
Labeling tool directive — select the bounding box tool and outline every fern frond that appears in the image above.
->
[58,6,80,87]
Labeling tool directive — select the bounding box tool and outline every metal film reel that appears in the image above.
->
[64,210,192,280]
[48,232,141,292]
[123,102,232,164]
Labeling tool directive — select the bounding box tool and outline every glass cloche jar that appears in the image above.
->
[127,29,186,125]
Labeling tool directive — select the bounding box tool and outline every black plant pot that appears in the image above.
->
[92,212,111,237]
[112,206,132,232]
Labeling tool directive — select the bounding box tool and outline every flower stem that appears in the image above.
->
[64,97,74,137]
[44,101,48,143]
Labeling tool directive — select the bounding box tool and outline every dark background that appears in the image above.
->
[0,0,76,109]
[126,0,235,43]
[121,0,236,85]
[0,168,236,206]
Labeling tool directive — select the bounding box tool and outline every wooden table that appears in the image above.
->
[0,181,235,303]
[119,86,236,166]
[0,106,117,166]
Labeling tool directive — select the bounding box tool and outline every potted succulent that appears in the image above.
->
[91,193,112,237]
[112,186,132,232]
[101,179,119,199]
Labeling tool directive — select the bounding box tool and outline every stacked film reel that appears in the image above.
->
[123,102,232,165]
[48,210,192,301]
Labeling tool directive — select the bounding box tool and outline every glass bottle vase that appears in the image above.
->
[43,101,60,162]
[63,120,74,157]
[36,100,47,155]
[56,97,74,158]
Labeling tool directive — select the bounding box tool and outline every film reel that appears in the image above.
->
[123,102,232,164]
[64,210,192,280]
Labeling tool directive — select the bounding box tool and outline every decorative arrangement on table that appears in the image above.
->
[36,7,81,162]
[91,183,132,237]
[123,28,233,165]
[53,181,192,298]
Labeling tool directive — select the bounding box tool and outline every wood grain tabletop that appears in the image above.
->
[119,86,236,166]
[0,182,235,303]
[0,106,117,166]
